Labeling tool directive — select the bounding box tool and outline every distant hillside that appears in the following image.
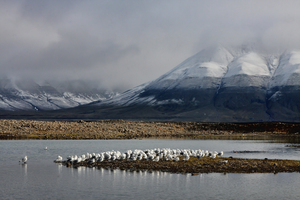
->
[2,45,300,122]
[0,78,117,111]
[84,45,300,122]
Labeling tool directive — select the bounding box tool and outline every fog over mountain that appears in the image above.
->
[1,1,300,92]
[2,44,300,122]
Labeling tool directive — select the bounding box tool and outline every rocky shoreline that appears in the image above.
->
[1,119,300,140]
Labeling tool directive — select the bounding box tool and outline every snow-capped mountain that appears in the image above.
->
[92,45,300,121]
[0,78,117,111]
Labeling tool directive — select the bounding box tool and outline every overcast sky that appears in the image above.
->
[1,0,300,91]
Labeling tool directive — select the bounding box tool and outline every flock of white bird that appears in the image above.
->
[54,148,224,164]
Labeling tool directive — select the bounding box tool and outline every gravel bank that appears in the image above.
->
[1,119,300,140]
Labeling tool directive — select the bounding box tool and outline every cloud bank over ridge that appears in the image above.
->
[1,0,300,91]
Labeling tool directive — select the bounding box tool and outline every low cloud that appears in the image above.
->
[1,0,300,91]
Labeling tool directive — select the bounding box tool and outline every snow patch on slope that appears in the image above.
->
[225,52,270,77]
[268,91,282,101]
[161,45,233,79]
[269,51,300,87]
[145,45,233,90]
[100,83,154,106]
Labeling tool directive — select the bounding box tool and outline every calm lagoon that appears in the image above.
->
[1,139,300,200]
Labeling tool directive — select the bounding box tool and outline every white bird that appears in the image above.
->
[44,146,47,150]
[111,155,117,161]
[131,156,137,161]
[77,156,83,163]
[148,154,155,160]
[183,154,189,161]
[205,150,209,157]
[173,156,179,162]
[166,154,173,161]
[87,158,95,164]
[98,156,104,162]
[19,156,27,163]
[197,154,202,159]
[159,153,164,159]
[54,155,63,162]
[104,152,111,160]
[120,153,126,160]
[153,156,159,162]
[137,155,143,160]
[217,151,224,156]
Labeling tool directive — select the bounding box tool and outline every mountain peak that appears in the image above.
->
[192,45,234,65]
[92,45,300,122]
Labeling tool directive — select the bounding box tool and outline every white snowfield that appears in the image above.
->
[98,45,300,107]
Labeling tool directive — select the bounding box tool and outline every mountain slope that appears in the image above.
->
[267,51,300,120]
[89,45,300,122]
[0,78,117,111]
[3,45,300,122]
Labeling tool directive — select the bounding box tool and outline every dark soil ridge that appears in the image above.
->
[1,120,300,140]
[59,156,300,174]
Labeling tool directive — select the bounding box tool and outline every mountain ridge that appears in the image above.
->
[0,78,117,111]
[2,45,300,122]
[86,45,300,122]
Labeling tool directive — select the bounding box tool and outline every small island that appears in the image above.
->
[54,148,300,174]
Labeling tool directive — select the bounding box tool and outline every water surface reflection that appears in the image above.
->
[1,139,300,199]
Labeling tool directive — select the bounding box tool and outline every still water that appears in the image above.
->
[1,139,300,199]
